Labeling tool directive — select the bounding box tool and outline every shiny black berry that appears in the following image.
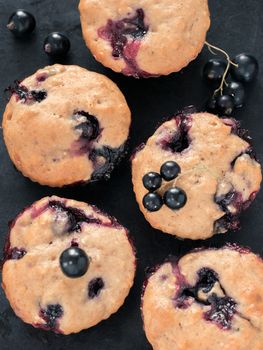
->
[142,172,162,191]
[203,59,227,84]
[44,32,70,58]
[164,187,187,210]
[7,10,36,37]
[143,193,163,212]
[216,95,235,116]
[231,54,258,83]
[160,161,181,181]
[224,81,245,108]
[60,247,89,278]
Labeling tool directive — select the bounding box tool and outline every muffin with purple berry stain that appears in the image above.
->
[132,111,261,239]
[79,0,210,78]
[3,64,131,187]
[1,196,135,334]
[142,245,263,350]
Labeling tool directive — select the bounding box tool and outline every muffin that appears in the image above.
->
[79,0,210,77]
[142,245,263,350]
[3,64,131,187]
[132,112,262,240]
[2,196,136,334]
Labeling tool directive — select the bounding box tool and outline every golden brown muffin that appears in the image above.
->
[2,196,136,334]
[3,64,131,187]
[79,0,210,77]
[132,112,261,239]
[142,246,263,350]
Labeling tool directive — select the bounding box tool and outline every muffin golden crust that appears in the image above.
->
[79,0,210,77]
[142,246,263,350]
[2,196,136,335]
[132,112,261,239]
[3,64,131,187]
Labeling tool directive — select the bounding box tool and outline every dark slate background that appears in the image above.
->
[0,0,262,349]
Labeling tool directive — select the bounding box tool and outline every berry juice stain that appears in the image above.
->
[98,9,155,78]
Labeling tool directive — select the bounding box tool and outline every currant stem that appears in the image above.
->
[204,41,238,96]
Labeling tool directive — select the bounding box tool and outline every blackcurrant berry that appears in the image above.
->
[203,59,227,84]
[163,187,187,210]
[160,161,181,181]
[60,247,89,278]
[224,81,245,108]
[44,32,71,58]
[143,172,162,191]
[231,54,258,83]
[143,193,163,212]
[216,95,235,116]
[7,10,36,37]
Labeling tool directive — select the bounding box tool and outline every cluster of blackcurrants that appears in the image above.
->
[204,53,258,116]
[142,161,187,212]
[7,9,71,58]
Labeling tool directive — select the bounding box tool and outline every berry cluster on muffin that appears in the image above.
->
[132,111,261,240]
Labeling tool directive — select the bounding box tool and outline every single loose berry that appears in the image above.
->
[7,10,36,37]
[44,32,70,58]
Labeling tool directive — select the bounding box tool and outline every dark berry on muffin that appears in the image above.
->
[88,278,105,299]
[2,196,135,334]
[132,112,261,239]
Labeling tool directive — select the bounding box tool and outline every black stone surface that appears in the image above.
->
[0,1,262,349]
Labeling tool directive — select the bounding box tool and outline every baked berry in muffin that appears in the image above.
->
[2,196,135,334]
[79,0,210,77]
[132,112,262,240]
[142,245,263,350]
[3,65,131,187]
